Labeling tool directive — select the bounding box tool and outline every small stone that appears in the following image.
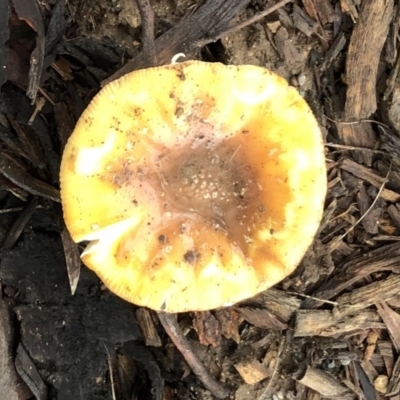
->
[374,375,389,394]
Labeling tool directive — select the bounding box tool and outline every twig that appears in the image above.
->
[157,312,231,399]
[28,97,46,125]
[325,115,393,132]
[257,328,292,400]
[0,207,24,214]
[285,291,339,306]
[195,0,293,47]
[136,0,156,67]
[325,142,387,155]
[102,342,117,400]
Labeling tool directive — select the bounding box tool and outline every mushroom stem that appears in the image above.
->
[135,0,156,67]
[157,312,231,399]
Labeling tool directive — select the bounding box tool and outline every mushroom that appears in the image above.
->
[60,61,327,313]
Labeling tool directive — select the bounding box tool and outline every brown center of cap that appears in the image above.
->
[156,139,264,253]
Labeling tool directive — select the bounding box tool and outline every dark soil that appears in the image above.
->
[2,0,400,399]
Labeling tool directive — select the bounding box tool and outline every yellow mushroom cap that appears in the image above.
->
[60,61,327,312]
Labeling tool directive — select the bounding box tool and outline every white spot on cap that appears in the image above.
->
[75,132,116,175]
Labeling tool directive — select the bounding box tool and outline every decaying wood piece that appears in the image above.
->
[242,288,301,322]
[340,158,400,202]
[296,366,357,399]
[340,0,359,21]
[344,0,393,117]
[376,302,400,352]
[238,307,287,330]
[214,308,241,343]
[335,274,400,312]
[193,311,222,348]
[302,0,338,26]
[235,359,270,385]
[360,359,378,384]
[320,32,346,71]
[292,4,317,38]
[357,185,380,234]
[341,378,365,400]
[369,354,385,370]
[103,0,251,85]
[387,85,400,134]
[302,243,400,309]
[340,0,394,163]
[387,356,400,396]
[198,0,294,46]
[364,331,379,361]
[340,158,388,188]
[388,204,400,230]
[378,341,394,377]
[379,125,400,169]
[136,308,162,347]
[294,310,384,337]
[274,26,303,74]
[237,288,301,329]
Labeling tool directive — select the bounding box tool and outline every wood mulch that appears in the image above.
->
[1,0,400,399]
